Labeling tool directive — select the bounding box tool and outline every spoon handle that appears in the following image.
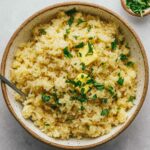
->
[0,74,27,99]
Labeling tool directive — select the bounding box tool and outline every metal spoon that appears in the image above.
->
[0,74,27,99]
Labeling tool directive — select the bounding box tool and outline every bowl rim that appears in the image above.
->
[0,1,149,149]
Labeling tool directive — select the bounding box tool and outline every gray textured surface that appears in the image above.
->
[0,0,150,150]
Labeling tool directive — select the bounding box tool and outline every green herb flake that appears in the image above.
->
[64,28,70,39]
[65,8,77,16]
[66,28,70,34]
[80,105,85,111]
[76,81,82,87]
[68,16,74,27]
[50,104,57,110]
[92,94,97,100]
[80,63,86,70]
[73,35,78,40]
[128,96,136,103]
[101,98,108,104]
[101,109,109,116]
[41,94,50,103]
[87,25,92,32]
[125,42,130,48]
[75,42,84,48]
[39,29,46,35]
[94,82,104,91]
[44,123,50,126]
[78,52,82,57]
[78,96,87,103]
[63,47,73,58]
[86,78,94,84]
[81,74,84,78]
[86,42,93,55]
[126,61,134,67]
[108,86,115,95]
[117,77,124,86]
[120,54,128,61]
[89,37,94,40]
[111,39,117,50]
[66,79,81,87]
[77,18,85,26]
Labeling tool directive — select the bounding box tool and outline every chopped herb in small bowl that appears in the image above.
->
[126,0,150,16]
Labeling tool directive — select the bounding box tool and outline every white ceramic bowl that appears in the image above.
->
[1,2,149,149]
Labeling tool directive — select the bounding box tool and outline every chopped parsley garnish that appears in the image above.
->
[86,78,95,84]
[68,16,74,27]
[63,47,73,58]
[101,109,109,116]
[126,61,134,67]
[51,92,60,105]
[125,42,130,48]
[94,82,104,91]
[66,79,82,87]
[77,18,85,26]
[73,35,78,40]
[101,98,108,104]
[89,37,94,40]
[41,93,50,103]
[120,54,128,61]
[117,77,124,85]
[74,92,88,103]
[108,86,115,95]
[117,77,124,86]
[128,96,136,103]
[80,63,86,70]
[126,0,150,16]
[66,28,70,34]
[81,74,84,78]
[39,29,46,35]
[80,105,85,111]
[86,42,94,55]
[81,88,85,94]
[64,28,70,38]
[65,8,77,16]
[78,52,82,57]
[50,104,57,110]
[44,123,50,126]
[111,38,117,50]
[87,25,92,32]
[75,42,84,48]
[92,94,97,100]
[78,97,87,103]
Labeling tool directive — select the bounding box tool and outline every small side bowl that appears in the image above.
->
[121,0,150,17]
[0,2,149,149]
